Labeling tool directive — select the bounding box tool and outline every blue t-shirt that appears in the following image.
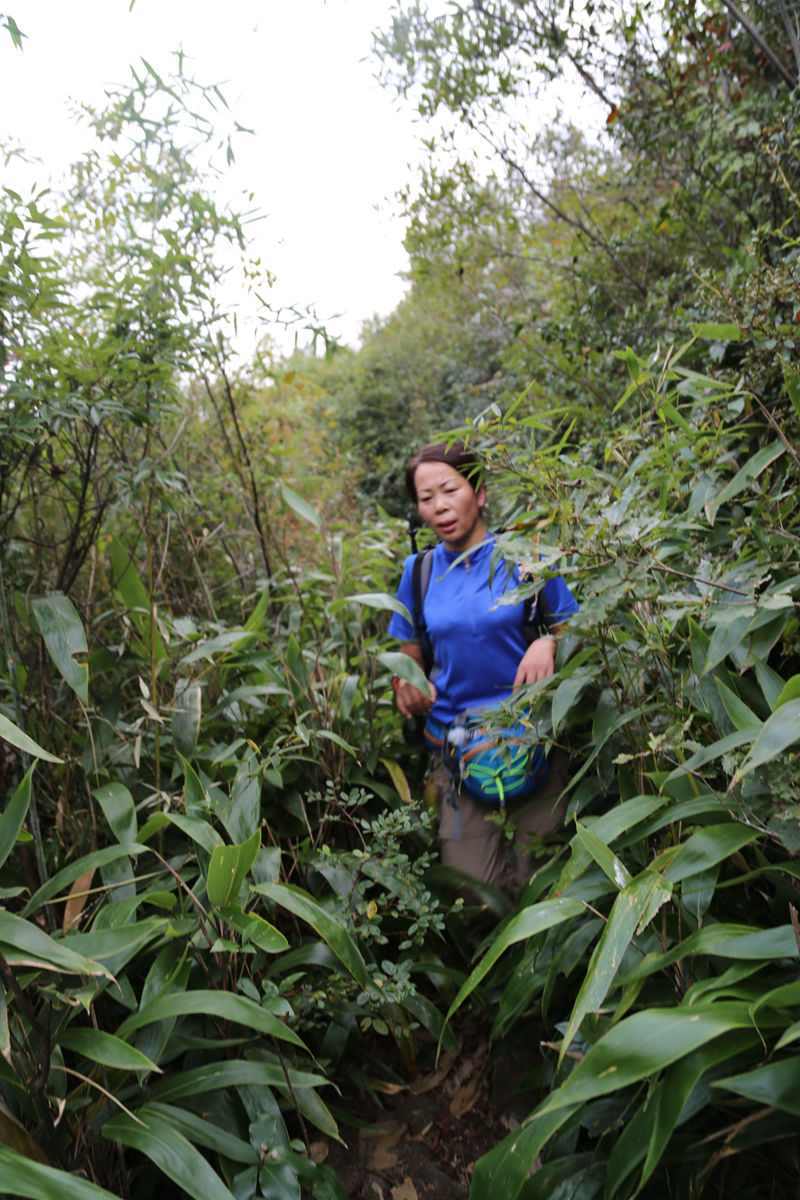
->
[388,536,579,724]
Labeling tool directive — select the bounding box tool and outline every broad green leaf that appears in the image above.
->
[665,726,760,782]
[620,923,799,987]
[23,844,146,916]
[142,1101,258,1164]
[574,822,631,889]
[172,679,202,758]
[243,583,271,632]
[217,905,289,953]
[338,591,412,621]
[741,698,800,775]
[103,1105,236,1200]
[468,1105,578,1200]
[377,650,431,695]
[441,898,585,1034]
[179,631,253,666]
[559,869,672,1063]
[64,919,170,973]
[658,823,760,883]
[254,881,368,988]
[93,782,137,844]
[31,593,89,704]
[148,1058,328,1103]
[0,763,35,868]
[206,828,261,908]
[714,1058,800,1116]
[180,754,210,816]
[315,729,357,757]
[115,989,307,1050]
[0,1148,120,1199]
[774,674,800,710]
[693,321,741,340]
[715,679,759,731]
[109,537,168,670]
[0,911,109,978]
[551,669,593,734]
[280,483,320,529]
[167,812,223,854]
[58,1028,161,1073]
[0,712,62,763]
[707,439,786,520]
[605,1031,758,1196]
[539,1002,754,1117]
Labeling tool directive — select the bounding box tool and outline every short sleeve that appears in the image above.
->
[387,554,417,642]
[539,573,579,627]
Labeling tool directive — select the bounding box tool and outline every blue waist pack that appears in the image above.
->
[424,707,549,805]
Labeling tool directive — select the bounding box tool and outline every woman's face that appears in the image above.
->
[414,461,487,552]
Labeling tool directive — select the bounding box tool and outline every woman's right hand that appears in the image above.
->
[394,676,437,719]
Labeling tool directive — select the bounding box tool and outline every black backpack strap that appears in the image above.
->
[412,547,435,675]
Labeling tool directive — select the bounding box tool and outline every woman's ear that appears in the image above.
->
[476,483,487,508]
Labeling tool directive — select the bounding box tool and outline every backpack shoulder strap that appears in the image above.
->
[412,547,435,674]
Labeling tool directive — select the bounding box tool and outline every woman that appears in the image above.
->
[388,441,579,893]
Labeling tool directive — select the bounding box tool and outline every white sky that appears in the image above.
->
[1,0,434,356]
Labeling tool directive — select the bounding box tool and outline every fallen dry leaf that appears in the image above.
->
[450,1075,481,1118]
[361,1120,407,1172]
[369,1145,400,1171]
[390,1178,419,1200]
[309,1140,329,1164]
[408,1048,458,1095]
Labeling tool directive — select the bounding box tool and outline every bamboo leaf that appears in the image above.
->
[0,763,35,868]
[103,1105,236,1200]
[206,828,261,908]
[93,782,137,844]
[115,989,307,1051]
[142,1101,258,1164]
[0,1147,120,1199]
[559,869,672,1064]
[620,923,799,988]
[172,679,202,758]
[339,591,412,621]
[442,898,585,1034]
[109,537,168,670]
[740,698,800,774]
[31,593,89,704]
[773,674,800,710]
[380,757,412,804]
[58,1028,161,1073]
[280,483,320,529]
[377,651,431,694]
[658,823,760,883]
[23,844,147,916]
[468,1105,578,1200]
[707,440,786,520]
[147,1058,329,1103]
[254,881,368,988]
[693,322,741,340]
[0,911,110,978]
[0,713,62,763]
[539,1002,755,1117]
[715,679,759,731]
[217,905,289,953]
[714,1058,800,1116]
[574,822,631,889]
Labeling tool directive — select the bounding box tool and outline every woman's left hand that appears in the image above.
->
[513,635,557,688]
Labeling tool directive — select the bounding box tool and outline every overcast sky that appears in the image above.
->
[1,0,438,355]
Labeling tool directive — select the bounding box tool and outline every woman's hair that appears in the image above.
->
[405,441,484,503]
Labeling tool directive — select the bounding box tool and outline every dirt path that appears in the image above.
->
[317,1019,543,1199]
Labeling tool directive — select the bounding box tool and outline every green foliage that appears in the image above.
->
[3,4,800,1197]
